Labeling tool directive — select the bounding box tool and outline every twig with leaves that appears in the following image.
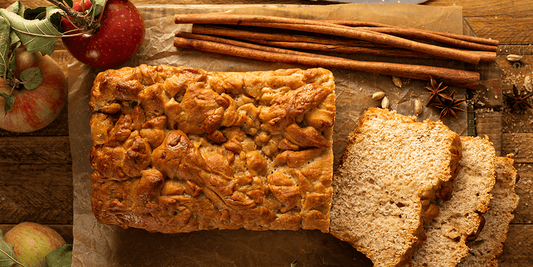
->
[0,0,105,113]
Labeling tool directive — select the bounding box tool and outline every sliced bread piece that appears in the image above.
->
[330,107,462,267]
[407,136,496,267]
[458,154,520,267]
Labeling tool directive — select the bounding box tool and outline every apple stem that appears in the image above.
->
[8,77,21,93]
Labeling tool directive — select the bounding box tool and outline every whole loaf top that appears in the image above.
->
[88,64,336,233]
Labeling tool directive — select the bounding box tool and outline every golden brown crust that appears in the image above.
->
[89,65,335,233]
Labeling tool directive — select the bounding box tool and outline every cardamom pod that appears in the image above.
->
[507,54,523,62]
[372,91,385,100]
[392,76,402,88]
[381,96,390,109]
[415,99,423,115]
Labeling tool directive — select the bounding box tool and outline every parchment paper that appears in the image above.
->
[69,4,467,266]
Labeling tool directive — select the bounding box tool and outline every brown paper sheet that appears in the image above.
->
[69,4,468,266]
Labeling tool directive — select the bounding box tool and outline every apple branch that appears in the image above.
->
[46,0,92,30]
[46,0,79,18]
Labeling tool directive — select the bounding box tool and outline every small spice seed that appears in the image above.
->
[392,76,402,88]
[506,54,523,62]
[381,96,390,109]
[415,99,423,115]
[372,91,385,100]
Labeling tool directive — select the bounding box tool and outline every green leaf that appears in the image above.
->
[45,244,72,267]
[94,0,106,6]
[5,1,24,46]
[92,5,103,18]
[7,42,20,80]
[0,8,62,56]
[7,1,25,16]
[92,0,106,17]
[0,16,11,81]
[23,6,47,20]
[9,27,20,46]
[0,92,15,114]
[20,67,43,90]
[25,6,64,32]
[0,229,18,267]
[46,6,64,31]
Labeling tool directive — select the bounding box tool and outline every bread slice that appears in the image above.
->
[457,154,520,267]
[407,136,496,267]
[329,107,462,267]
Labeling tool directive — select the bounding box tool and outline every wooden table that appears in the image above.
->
[0,0,532,265]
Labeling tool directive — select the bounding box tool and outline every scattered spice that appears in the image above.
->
[505,85,533,112]
[431,91,466,119]
[372,91,385,100]
[424,76,452,106]
[524,76,533,92]
[381,96,390,109]
[506,54,523,62]
[392,76,402,88]
[415,99,423,115]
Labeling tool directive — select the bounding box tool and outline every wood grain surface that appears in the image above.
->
[0,0,532,266]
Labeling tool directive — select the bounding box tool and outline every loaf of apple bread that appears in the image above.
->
[88,64,336,233]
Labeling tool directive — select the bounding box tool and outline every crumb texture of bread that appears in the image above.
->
[408,136,497,267]
[457,154,520,267]
[89,65,336,233]
[329,107,462,267]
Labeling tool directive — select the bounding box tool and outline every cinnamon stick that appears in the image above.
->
[178,31,433,61]
[191,25,431,59]
[173,35,480,90]
[359,27,498,52]
[174,13,340,27]
[192,24,387,48]
[175,14,499,47]
[471,50,497,63]
[257,40,496,63]
[327,20,500,47]
[228,22,482,64]
[246,39,435,59]
[174,14,482,64]
[190,25,495,62]
[176,32,331,59]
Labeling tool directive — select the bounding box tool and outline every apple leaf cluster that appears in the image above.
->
[0,229,72,267]
[0,0,103,113]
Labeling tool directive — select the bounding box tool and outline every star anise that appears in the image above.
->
[425,76,453,106]
[505,85,532,112]
[431,91,466,120]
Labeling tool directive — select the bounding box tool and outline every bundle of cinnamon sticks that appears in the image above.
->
[173,14,499,90]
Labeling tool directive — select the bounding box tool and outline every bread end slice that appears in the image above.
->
[330,107,462,267]
[407,136,496,267]
[457,154,520,267]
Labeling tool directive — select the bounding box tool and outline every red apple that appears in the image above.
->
[4,222,67,267]
[61,0,145,69]
[0,47,68,133]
